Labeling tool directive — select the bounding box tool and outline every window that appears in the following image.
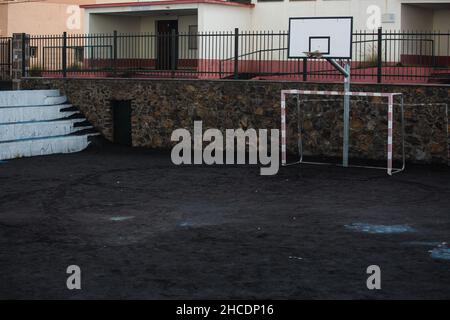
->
[29,46,37,58]
[188,25,198,50]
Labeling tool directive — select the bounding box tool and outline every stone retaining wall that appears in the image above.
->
[21,78,450,164]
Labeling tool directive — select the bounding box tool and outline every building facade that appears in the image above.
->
[2,0,449,83]
[2,0,449,36]
[81,0,450,34]
[0,0,89,36]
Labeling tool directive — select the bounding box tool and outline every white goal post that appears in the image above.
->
[280,89,405,175]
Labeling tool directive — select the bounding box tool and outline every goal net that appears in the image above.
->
[280,90,405,175]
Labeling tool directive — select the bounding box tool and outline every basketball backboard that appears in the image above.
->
[288,17,353,59]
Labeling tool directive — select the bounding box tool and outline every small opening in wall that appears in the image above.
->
[111,100,132,146]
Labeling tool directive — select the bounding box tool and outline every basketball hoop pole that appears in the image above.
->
[343,63,351,167]
[326,58,351,167]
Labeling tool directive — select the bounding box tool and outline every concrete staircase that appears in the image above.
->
[0,89,98,160]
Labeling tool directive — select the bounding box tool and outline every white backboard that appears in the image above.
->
[288,17,353,59]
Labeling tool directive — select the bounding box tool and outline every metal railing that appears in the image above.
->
[0,37,12,81]
[24,29,450,83]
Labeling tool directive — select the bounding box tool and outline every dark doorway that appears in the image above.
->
[112,100,132,146]
[156,20,178,70]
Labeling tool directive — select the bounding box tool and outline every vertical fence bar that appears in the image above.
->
[8,37,12,79]
[377,27,382,83]
[302,58,307,81]
[21,33,26,77]
[234,28,239,79]
[171,28,177,77]
[62,32,67,77]
[432,31,437,67]
[113,30,117,76]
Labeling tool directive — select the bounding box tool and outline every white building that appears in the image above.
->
[72,0,450,80]
[81,0,450,34]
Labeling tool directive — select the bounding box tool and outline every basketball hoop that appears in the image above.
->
[288,17,353,59]
[303,50,324,59]
[289,17,354,167]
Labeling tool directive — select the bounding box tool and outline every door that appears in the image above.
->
[112,100,132,146]
[156,20,178,70]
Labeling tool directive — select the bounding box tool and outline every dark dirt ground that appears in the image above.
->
[0,142,449,299]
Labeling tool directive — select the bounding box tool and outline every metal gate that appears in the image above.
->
[0,37,12,82]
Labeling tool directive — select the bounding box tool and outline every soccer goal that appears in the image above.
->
[280,90,405,175]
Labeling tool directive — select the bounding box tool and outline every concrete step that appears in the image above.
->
[0,89,98,160]
[0,104,75,123]
[44,95,67,106]
[0,90,62,107]
[0,134,93,160]
[0,118,86,142]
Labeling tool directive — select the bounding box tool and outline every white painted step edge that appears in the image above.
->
[0,91,64,107]
[0,107,76,123]
[0,90,61,105]
[0,119,86,142]
[0,103,72,110]
[0,135,91,160]
[0,89,60,96]
[73,125,94,133]
[44,96,67,105]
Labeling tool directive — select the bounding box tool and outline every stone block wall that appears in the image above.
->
[21,78,450,164]
[11,33,29,90]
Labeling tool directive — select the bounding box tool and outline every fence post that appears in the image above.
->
[234,27,239,79]
[432,32,437,67]
[113,30,117,76]
[11,33,29,89]
[62,32,67,78]
[171,28,176,77]
[7,37,12,80]
[377,27,382,83]
[302,58,308,81]
[21,33,26,77]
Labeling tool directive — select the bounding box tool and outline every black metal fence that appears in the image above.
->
[0,37,12,81]
[24,29,450,83]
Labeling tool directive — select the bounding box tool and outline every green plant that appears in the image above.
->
[361,52,378,68]
[358,44,380,68]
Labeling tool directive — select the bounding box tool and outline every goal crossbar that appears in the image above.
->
[280,89,405,175]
